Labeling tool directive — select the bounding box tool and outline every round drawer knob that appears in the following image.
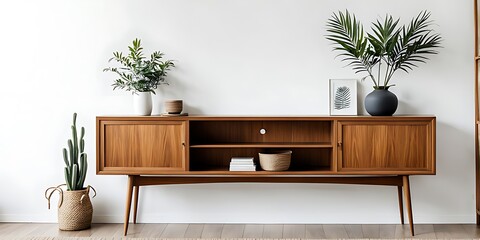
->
[260,128,267,135]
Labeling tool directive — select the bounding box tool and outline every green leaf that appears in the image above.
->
[326,10,378,85]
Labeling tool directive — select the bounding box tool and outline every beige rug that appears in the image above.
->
[7,238,414,240]
[8,238,311,240]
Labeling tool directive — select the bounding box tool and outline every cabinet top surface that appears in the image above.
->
[97,115,435,121]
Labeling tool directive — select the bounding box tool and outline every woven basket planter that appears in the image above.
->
[259,150,292,171]
[46,185,95,231]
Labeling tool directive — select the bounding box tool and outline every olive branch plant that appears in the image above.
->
[326,10,441,89]
[103,38,175,94]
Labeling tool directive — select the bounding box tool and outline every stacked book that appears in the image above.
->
[229,157,256,171]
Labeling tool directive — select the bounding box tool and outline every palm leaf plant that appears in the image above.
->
[326,10,441,89]
[104,38,175,94]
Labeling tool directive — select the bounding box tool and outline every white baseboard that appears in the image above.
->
[0,214,474,224]
[93,214,475,224]
[0,214,56,223]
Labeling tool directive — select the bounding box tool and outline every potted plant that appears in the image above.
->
[326,10,441,115]
[45,113,96,231]
[104,38,175,116]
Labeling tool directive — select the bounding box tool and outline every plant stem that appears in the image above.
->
[377,60,381,87]
[384,63,395,87]
[366,68,378,88]
[384,62,390,87]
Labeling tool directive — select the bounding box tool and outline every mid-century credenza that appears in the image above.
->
[96,115,436,236]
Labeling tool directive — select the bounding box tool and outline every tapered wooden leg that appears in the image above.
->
[477,210,480,224]
[124,175,134,236]
[133,186,140,224]
[403,175,414,236]
[397,185,404,224]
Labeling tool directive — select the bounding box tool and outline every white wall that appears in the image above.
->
[0,0,474,223]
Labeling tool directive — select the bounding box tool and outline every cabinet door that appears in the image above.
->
[337,120,435,174]
[98,120,186,174]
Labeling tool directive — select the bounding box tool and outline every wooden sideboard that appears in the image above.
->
[96,115,436,236]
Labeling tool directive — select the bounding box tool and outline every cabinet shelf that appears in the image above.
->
[189,148,332,173]
[189,166,333,174]
[189,143,333,148]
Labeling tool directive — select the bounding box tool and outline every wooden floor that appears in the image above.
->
[0,223,480,239]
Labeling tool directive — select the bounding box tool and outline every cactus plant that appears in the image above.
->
[63,113,88,191]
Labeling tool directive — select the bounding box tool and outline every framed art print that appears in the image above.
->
[329,79,357,115]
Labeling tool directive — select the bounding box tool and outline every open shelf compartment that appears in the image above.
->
[190,120,333,145]
[189,148,333,173]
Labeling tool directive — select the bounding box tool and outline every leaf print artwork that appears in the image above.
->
[334,86,351,110]
[329,79,357,115]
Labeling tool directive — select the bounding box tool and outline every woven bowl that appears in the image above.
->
[259,150,292,171]
[164,100,183,114]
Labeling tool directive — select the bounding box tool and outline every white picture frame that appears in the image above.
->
[329,79,357,115]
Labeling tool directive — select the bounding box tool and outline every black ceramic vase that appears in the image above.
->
[364,87,398,116]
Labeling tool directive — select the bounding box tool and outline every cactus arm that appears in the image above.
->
[67,140,74,166]
[80,127,85,141]
[80,139,85,153]
[73,113,77,127]
[66,166,71,179]
[73,113,78,163]
[72,164,78,190]
[77,168,84,189]
[62,148,69,167]
[69,165,74,189]
[77,154,85,189]
[80,127,85,152]
[64,167,72,190]
[72,125,78,165]
[82,155,88,188]
[77,153,88,189]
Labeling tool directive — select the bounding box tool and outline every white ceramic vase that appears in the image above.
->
[133,92,152,116]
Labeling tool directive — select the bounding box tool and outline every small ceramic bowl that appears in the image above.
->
[164,100,183,114]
